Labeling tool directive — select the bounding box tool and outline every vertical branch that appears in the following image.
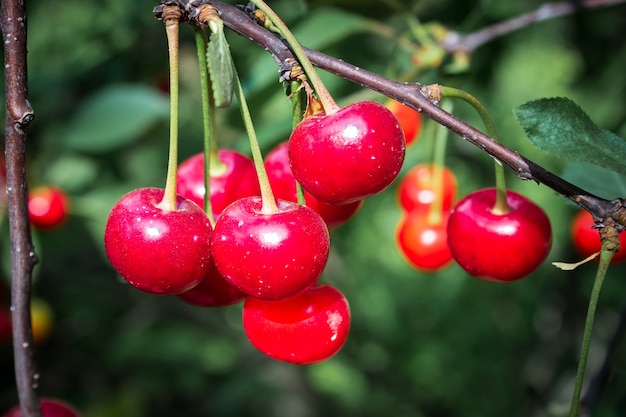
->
[1,0,40,416]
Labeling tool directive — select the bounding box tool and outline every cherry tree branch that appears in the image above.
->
[157,0,626,224]
[442,0,626,54]
[1,0,41,416]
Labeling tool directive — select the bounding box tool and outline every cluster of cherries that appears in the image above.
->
[392,100,626,279]
[390,99,555,282]
[395,165,555,281]
[104,100,404,365]
[102,93,624,369]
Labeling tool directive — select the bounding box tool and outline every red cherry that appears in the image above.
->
[176,150,261,218]
[385,99,423,146]
[3,398,80,417]
[395,211,453,272]
[447,188,552,282]
[289,101,406,205]
[211,196,330,301]
[177,259,245,307]
[243,284,350,365]
[104,188,213,295]
[28,186,70,230]
[571,209,626,263]
[397,164,457,214]
[264,141,363,228]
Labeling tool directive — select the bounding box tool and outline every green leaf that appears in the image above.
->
[207,21,234,108]
[514,97,626,176]
[562,161,626,200]
[60,84,169,153]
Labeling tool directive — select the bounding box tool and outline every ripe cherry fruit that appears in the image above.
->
[3,398,80,417]
[397,163,457,214]
[264,141,363,228]
[289,100,405,205]
[176,150,261,218]
[396,210,453,272]
[28,186,70,230]
[243,284,350,365]
[177,259,245,307]
[211,196,330,301]
[104,188,213,295]
[385,99,423,146]
[447,188,552,282]
[571,209,626,263]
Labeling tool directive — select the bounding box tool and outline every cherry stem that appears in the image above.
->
[568,242,614,417]
[437,85,509,214]
[427,100,452,225]
[159,18,181,212]
[290,80,306,206]
[193,26,216,224]
[232,65,278,214]
[247,0,340,115]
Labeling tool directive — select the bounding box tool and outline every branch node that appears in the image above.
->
[279,58,306,83]
[193,4,219,28]
[420,83,441,105]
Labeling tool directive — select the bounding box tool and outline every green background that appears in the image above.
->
[2,0,626,416]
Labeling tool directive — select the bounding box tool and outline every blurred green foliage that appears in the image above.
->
[2,0,626,416]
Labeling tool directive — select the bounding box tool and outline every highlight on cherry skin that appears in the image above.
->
[571,209,626,263]
[104,187,213,295]
[28,185,70,230]
[243,284,351,365]
[264,141,363,228]
[2,398,81,417]
[447,188,553,282]
[288,100,406,205]
[211,196,330,301]
[176,150,261,219]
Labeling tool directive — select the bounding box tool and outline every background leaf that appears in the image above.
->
[514,97,626,176]
[58,84,169,153]
[561,161,626,200]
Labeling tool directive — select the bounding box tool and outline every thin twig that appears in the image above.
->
[1,0,41,416]
[442,0,626,54]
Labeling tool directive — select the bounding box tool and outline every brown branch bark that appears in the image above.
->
[1,0,41,416]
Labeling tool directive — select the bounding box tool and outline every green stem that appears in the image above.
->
[437,85,509,214]
[248,0,340,114]
[568,243,614,417]
[426,100,452,225]
[232,64,278,214]
[290,80,306,206]
[193,27,216,225]
[159,19,181,212]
